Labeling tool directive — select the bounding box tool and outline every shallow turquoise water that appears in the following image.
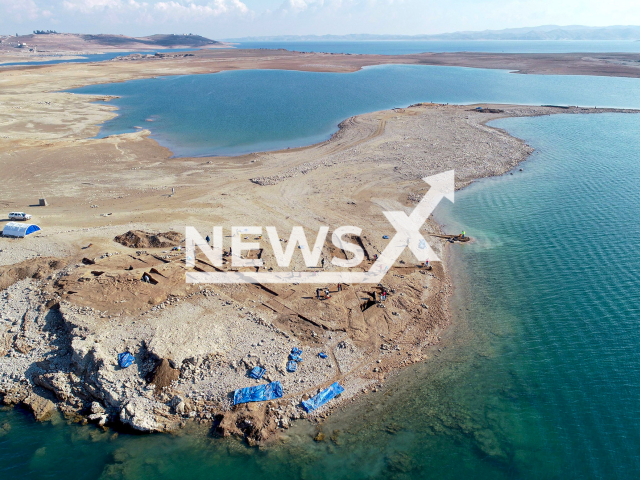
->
[0,49,196,67]
[432,112,640,478]
[71,65,640,157]
[2,111,639,478]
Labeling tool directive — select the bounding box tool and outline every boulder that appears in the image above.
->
[88,413,108,426]
[170,395,186,415]
[90,401,105,415]
[22,392,56,421]
[119,397,165,432]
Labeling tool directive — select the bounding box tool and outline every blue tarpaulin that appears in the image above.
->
[319,352,328,359]
[302,382,344,412]
[286,360,298,372]
[291,347,302,355]
[250,366,265,379]
[233,381,283,405]
[289,354,303,362]
[118,352,135,368]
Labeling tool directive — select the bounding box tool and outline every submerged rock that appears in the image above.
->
[473,428,508,461]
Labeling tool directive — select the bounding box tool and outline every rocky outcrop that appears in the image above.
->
[119,397,175,432]
[34,372,80,404]
[1,384,29,405]
[88,401,108,426]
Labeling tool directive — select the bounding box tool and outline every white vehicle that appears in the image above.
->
[8,212,32,221]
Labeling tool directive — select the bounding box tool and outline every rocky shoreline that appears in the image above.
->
[0,236,452,443]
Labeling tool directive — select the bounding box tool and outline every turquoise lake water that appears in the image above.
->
[71,65,640,157]
[234,40,640,54]
[2,112,639,479]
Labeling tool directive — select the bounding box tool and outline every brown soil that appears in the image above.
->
[114,230,182,249]
[51,251,191,317]
[147,359,180,392]
[0,257,65,290]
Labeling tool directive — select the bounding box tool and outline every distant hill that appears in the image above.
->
[80,34,220,48]
[0,33,221,51]
[227,25,640,42]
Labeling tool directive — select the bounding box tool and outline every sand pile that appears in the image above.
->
[114,230,182,249]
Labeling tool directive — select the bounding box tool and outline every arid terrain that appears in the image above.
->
[0,32,225,65]
[3,43,640,78]
[0,54,637,443]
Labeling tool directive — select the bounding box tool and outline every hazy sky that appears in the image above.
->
[1,0,639,38]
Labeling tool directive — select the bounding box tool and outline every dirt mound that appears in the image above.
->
[147,359,180,392]
[0,257,64,291]
[114,230,181,249]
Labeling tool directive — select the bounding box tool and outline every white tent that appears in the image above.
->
[2,222,41,238]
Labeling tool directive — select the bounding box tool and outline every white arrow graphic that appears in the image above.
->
[186,170,455,284]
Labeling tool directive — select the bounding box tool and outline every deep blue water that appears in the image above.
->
[2,112,639,479]
[234,40,640,54]
[70,65,640,157]
[0,49,197,67]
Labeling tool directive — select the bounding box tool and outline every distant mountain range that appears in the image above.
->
[226,25,640,42]
[0,33,221,51]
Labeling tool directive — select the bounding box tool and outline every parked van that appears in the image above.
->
[8,212,32,221]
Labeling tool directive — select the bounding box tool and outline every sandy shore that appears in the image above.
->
[0,57,637,443]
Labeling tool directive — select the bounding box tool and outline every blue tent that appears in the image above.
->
[286,360,298,372]
[118,352,135,368]
[233,381,283,405]
[249,366,265,379]
[302,382,344,412]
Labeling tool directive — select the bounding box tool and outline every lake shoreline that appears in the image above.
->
[0,57,639,445]
[4,47,640,78]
